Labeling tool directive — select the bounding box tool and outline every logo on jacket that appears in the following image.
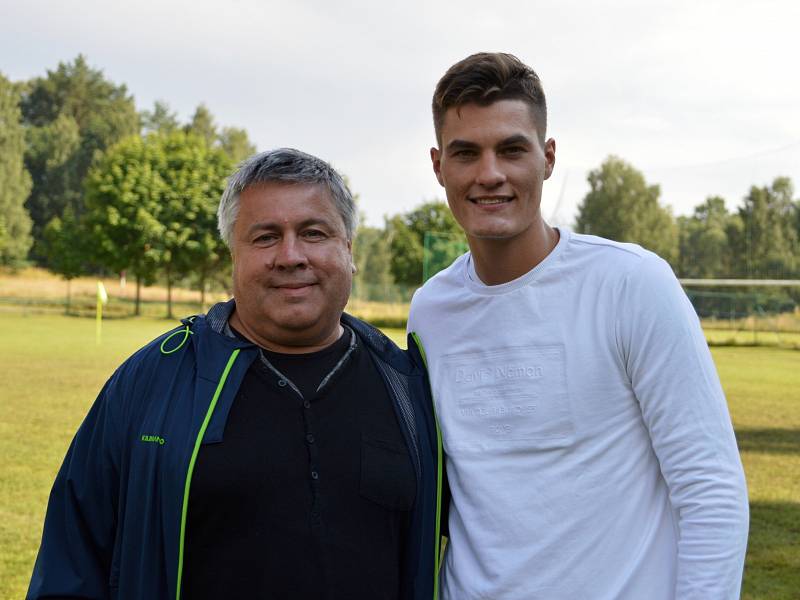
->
[140,434,166,445]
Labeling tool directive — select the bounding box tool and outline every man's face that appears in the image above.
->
[230,181,352,348]
[431,99,555,243]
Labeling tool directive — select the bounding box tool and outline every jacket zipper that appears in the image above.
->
[175,349,240,600]
[410,332,444,600]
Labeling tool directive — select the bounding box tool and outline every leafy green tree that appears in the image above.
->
[0,72,33,266]
[84,131,232,317]
[155,131,232,317]
[736,177,798,278]
[22,113,81,245]
[353,225,394,301]
[387,200,465,286]
[677,196,735,278]
[141,100,179,135]
[186,104,256,163]
[41,207,86,312]
[21,55,139,257]
[575,156,678,265]
[219,126,256,163]
[185,103,217,147]
[83,135,165,315]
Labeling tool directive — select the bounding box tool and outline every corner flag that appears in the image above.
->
[96,281,108,344]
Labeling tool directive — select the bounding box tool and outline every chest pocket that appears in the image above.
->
[359,436,416,511]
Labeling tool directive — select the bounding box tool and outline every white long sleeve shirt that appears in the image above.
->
[408,229,749,600]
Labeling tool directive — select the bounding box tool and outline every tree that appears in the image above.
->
[41,206,86,312]
[83,135,165,315]
[677,196,735,278]
[22,112,81,247]
[575,156,678,265]
[185,103,217,147]
[141,100,179,135]
[21,55,139,257]
[736,177,798,278]
[186,104,256,163]
[0,72,33,266]
[219,126,256,163]
[386,200,465,286]
[155,131,232,317]
[84,131,232,317]
[352,225,394,301]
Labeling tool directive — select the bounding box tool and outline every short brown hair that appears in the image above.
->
[432,52,547,146]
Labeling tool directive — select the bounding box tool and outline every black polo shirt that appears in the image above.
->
[182,327,417,599]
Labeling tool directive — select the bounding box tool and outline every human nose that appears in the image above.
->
[474,152,506,188]
[272,235,308,270]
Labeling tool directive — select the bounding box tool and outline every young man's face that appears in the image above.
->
[431,99,555,244]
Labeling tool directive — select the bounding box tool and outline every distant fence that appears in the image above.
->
[350,281,417,304]
[423,232,468,283]
[682,280,800,348]
[684,289,798,321]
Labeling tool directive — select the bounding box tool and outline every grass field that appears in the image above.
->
[1,312,798,598]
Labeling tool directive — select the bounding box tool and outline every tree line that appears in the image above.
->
[576,156,799,281]
[1,56,254,316]
[359,158,799,299]
[1,56,798,316]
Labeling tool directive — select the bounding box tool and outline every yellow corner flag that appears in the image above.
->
[96,281,108,345]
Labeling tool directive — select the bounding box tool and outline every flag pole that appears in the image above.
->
[96,281,108,345]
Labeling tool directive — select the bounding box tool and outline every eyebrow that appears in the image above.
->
[245,218,335,237]
[445,134,534,153]
[445,139,479,152]
[497,134,534,147]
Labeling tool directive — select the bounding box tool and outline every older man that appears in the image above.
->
[28,149,444,600]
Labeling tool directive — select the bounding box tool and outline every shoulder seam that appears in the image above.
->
[568,233,649,259]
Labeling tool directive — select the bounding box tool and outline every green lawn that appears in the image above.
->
[0,312,177,597]
[1,313,798,598]
[711,345,800,600]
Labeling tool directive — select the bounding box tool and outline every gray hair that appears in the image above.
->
[218,148,358,247]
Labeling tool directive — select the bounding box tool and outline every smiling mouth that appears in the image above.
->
[470,196,513,205]
[274,282,316,290]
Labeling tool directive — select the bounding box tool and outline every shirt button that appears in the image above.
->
[306,434,315,444]
[311,470,319,480]
[303,400,311,409]
[278,379,288,387]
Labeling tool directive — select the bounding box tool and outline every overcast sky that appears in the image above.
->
[3,0,799,227]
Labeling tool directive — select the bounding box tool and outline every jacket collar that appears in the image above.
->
[204,299,237,335]
[195,299,416,376]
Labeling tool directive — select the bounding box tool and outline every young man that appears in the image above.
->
[28,148,444,600]
[408,53,749,599]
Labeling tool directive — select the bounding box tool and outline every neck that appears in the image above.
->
[469,222,559,286]
[228,310,343,354]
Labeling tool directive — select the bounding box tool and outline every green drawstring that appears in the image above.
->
[160,323,194,354]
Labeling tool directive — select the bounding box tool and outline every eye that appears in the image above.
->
[501,146,526,156]
[452,149,477,159]
[253,233,278,245]
[302,229,328,241]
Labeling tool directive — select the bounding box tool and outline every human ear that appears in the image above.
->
[543,138,556,180]
[430,147,444,187]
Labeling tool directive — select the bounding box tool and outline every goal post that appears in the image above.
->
[422,232,469,283]
[679,279,800,348]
